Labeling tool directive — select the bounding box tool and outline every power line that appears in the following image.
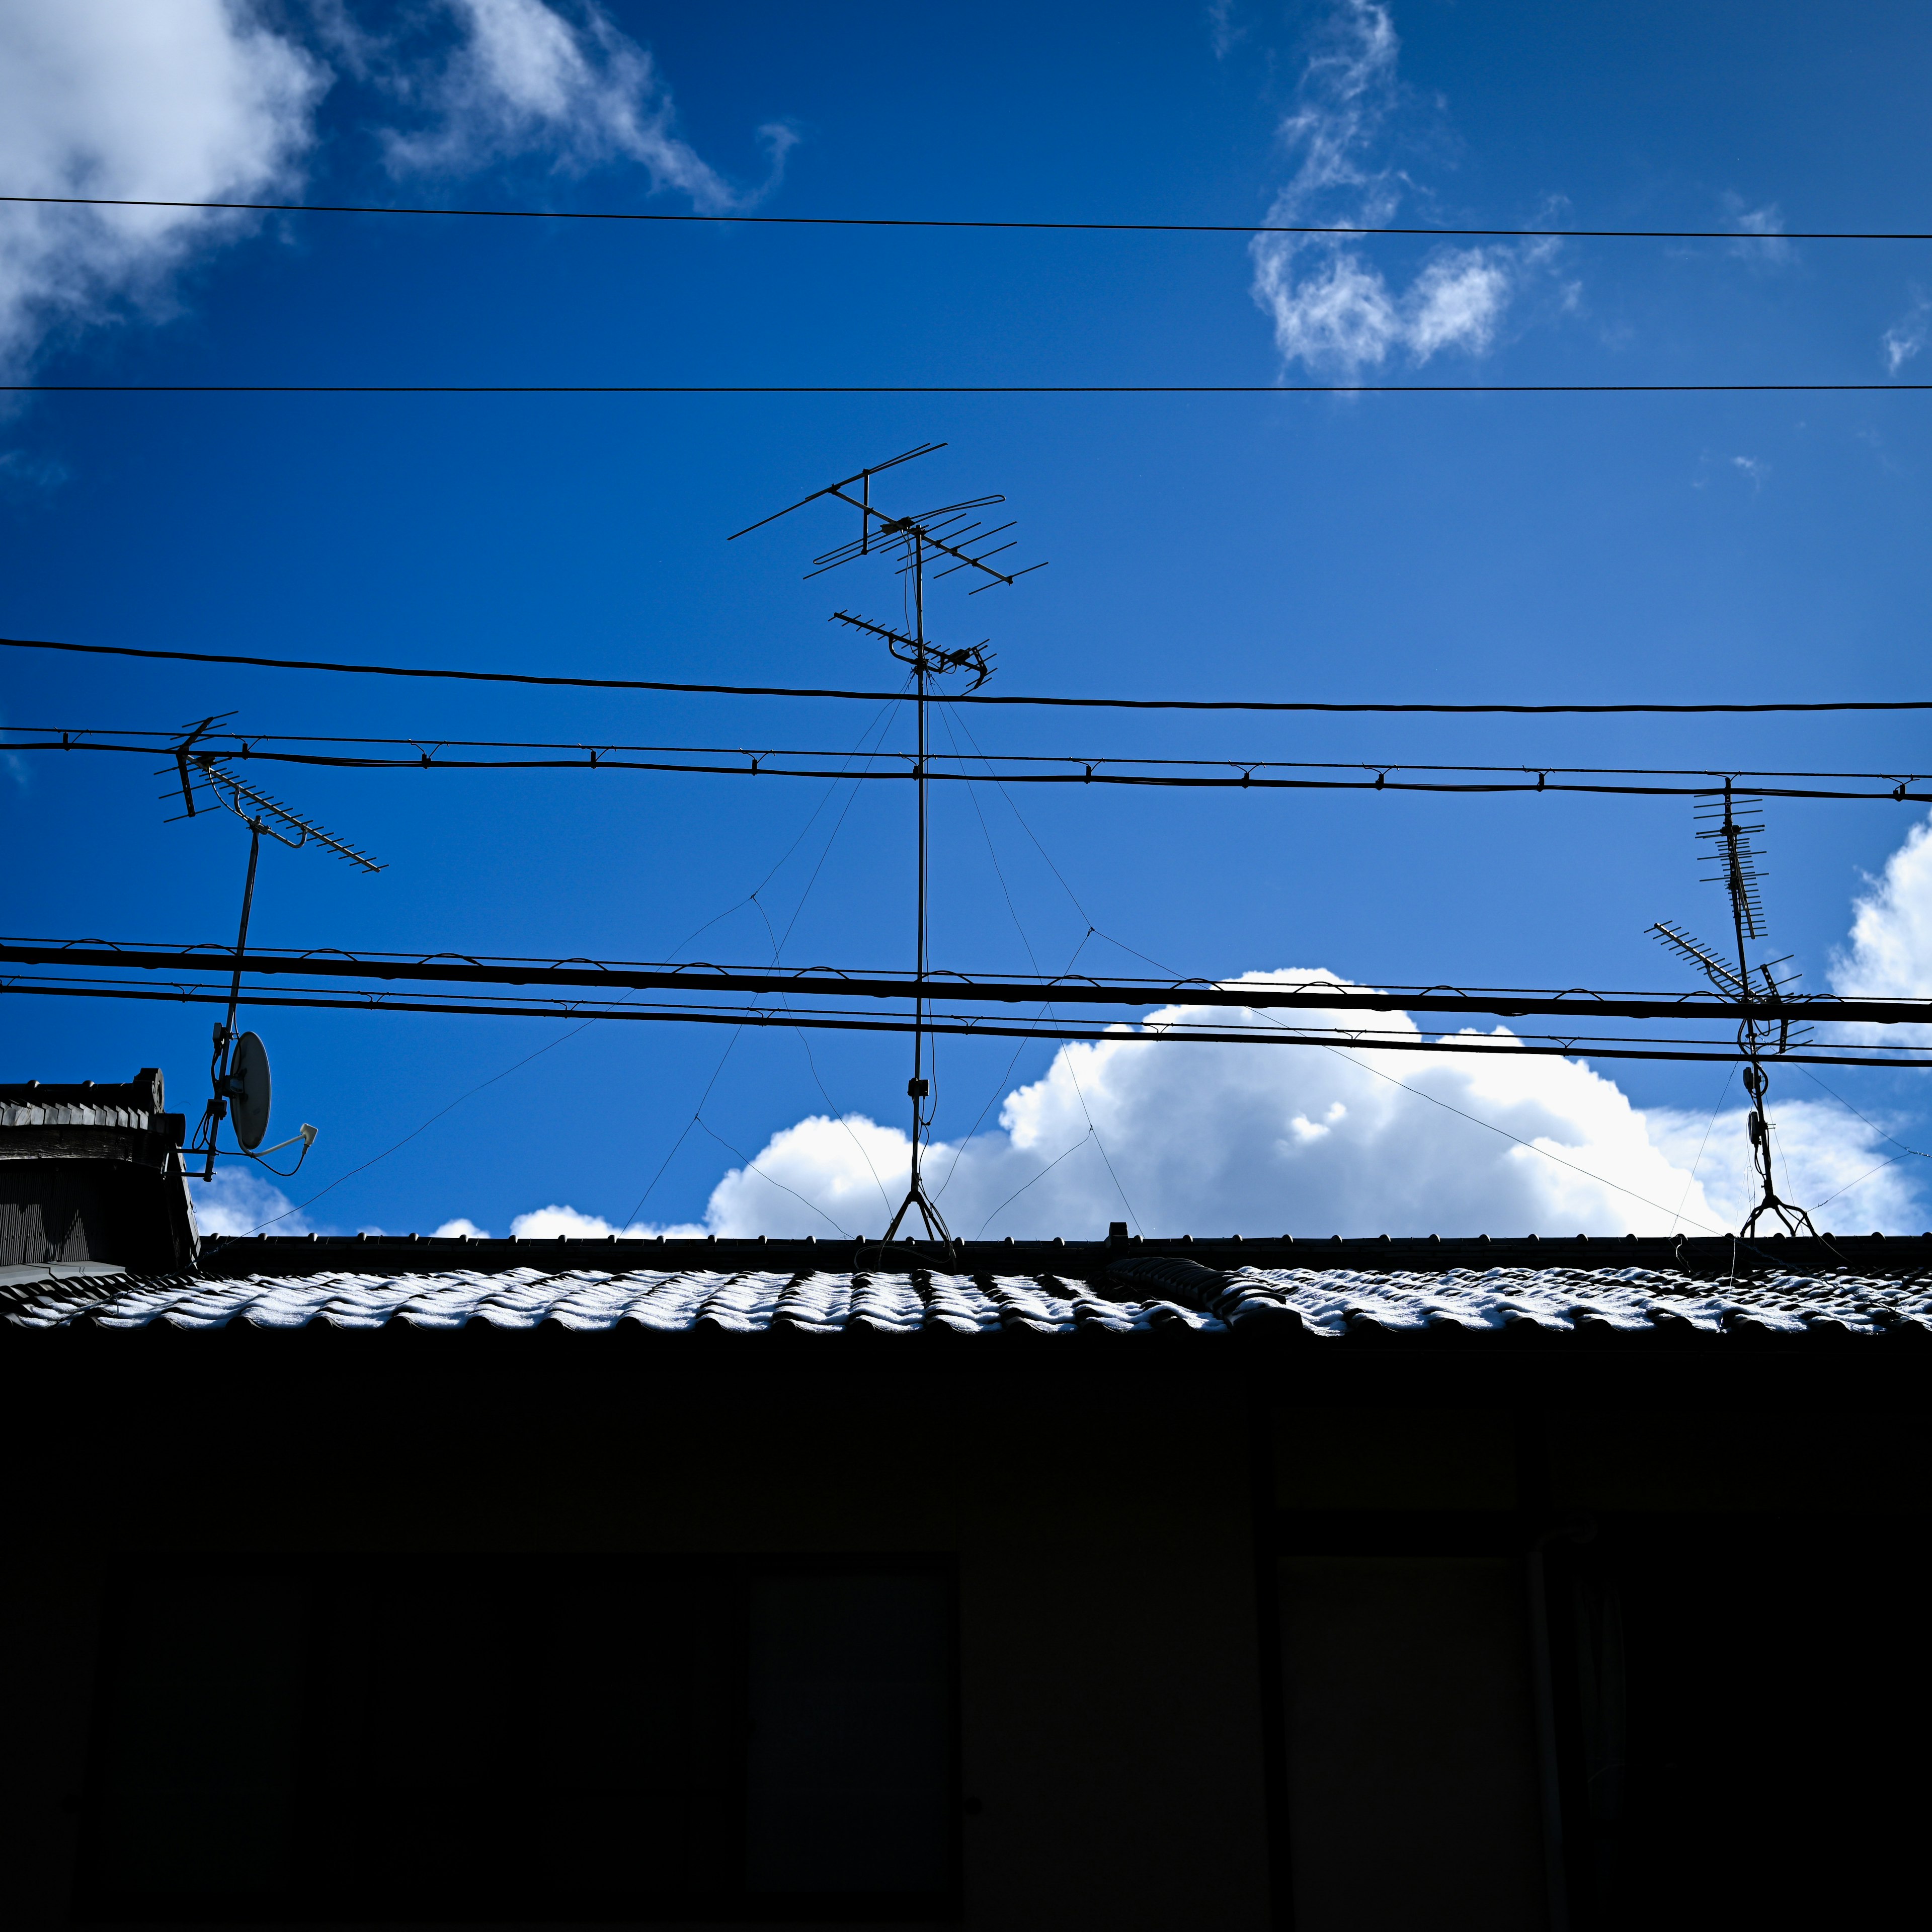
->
[4,938,1926,1029]
[15,727,1932,800]
[4,192,1925,243]
[5,971,1929,1071]
[7,634,1932,715]
[8,382,1929,396]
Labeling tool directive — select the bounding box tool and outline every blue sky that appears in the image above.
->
[4,0,1932,1239]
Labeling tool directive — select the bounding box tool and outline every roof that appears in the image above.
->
[6,1251,1928,1340]
[0,1071,183,1143]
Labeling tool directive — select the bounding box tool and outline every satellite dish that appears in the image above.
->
[228,1031,272,1151]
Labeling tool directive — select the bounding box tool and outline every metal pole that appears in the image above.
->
[226,822,263,1045]
[204,819,262,1179]
[912,528,928,1209]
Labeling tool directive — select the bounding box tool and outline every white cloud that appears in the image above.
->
[189,1163,309,1236]
[1646,1096,1923,1234]
[0,0,326,373]
[379,0,795,204]
[1207,1,1246,60]
[1831,811,1932,1045]
[1721,196,1795,268]
[1247,1,1560,377]
[1882,287,1928,377]
[508,1202,704,1239]
[0,1,782,376]
[1731,454,1767,488]
[431,1215,490,1238]
[654,972,1912,1239]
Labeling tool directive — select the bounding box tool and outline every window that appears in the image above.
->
[77,1557,957,1923]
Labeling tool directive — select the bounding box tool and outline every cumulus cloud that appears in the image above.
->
[378,0,794,202]
[0,0,782,376]
[1882,287,1928,377]
[1247,0,1559,377]
[1831,811,1932,1046]
[189,1163,310,1236]
[624,971,1907,1240]
[0,0,325,373]
[507,1202,704,1239]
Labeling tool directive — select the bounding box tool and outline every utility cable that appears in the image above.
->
[937,704,1143,1232]
[1668,1071,1733,1237]
[692,1115,849,1238]
[11,633,1932,715]
[974,1132,1095,1240]
[209,1016,600,1239]
[8,192,1928,242]
[1291,1025,1728,1236]
[9,381,1930,396]
[38,722,1932,787]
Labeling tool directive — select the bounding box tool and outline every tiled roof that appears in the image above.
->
[6,1258,1928,1339]
[0,1100,163,1132]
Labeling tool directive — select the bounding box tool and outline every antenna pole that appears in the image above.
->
[1722,779,1819,1239]
[196,818,263,1180]
[881,530,952,1245]
[736,444,1043,1251]
[914,525,928,1187]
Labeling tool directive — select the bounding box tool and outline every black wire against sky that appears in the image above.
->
[4,192,1928,243]
[5,633,1930,716]
[9,383,1929,396]
[13,731,1932,803]
[14,722,1931,784]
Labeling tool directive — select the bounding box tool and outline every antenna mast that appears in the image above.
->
[731,444,1043,1246]
[167,737,383,1179]
[1650,778,1817,1238]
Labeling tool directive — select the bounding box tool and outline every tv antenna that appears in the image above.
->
[165,723,385,1180]
[730,444,1046,1244]
[1649,778,1817,1237]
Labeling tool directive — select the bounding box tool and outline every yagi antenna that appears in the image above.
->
[731,446,1047,1248]
[1649,778,1817,1238]
[158,723,383,1183]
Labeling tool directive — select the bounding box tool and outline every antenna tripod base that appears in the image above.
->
[1739,1195,1821,1240]
[878,1177,954,1248]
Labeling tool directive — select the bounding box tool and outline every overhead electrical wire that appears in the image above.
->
[15,725,1923,802]
[2,971,1925,1071]
[8,381,1928,396]
[5,634,1931,716]
[4,192,1926,243]
[3,939,1924,1029]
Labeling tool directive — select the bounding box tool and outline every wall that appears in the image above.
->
[0,1329,1274,1932]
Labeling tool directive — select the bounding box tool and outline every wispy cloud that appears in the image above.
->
[0,0,788,377]
[1720,194,1795,269]
[1882,286,1929,377]
[1206,0,1247,61]
[1247,1,1563,378]
[377,0,795,206]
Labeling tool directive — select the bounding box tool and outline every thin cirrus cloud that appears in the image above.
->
[375,0,796,203]
[0,0,782,376]
[1246,0,1566,379]
[1882,288,1928,376]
